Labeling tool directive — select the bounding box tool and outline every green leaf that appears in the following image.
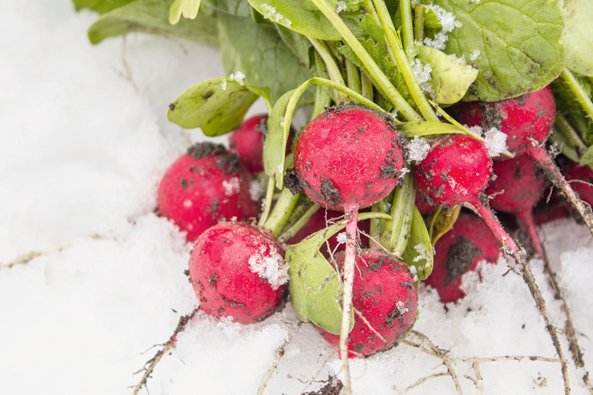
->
[167,78,258,136]
[360,14,385,46]
[88,0,218,46]
[212,0,252,16]
[426,206,461,246]
[434,0,565,101]
[274,24,313,69]
[286,224,353,335]
[580,145,593,166]
[416,45,478,105]
[246,0,360,41]
[422,6,441,29]
[551,74,593,115]
[169,0,200,24]
[74,0,137,14]
[217,11,313,104]
[402,207,434,280]
[264,89,296,185]
[562,0,593,76]
[397,121,462,137]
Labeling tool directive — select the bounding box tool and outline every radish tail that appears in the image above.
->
[472,198,521,258]
[339,203,359,395]
[517,210,545,259]
[529,146,593,237]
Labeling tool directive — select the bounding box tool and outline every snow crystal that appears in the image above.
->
[484,127,508,157]
[396,300,409,315]
[420,32,449,51]
[229,70,245,85]
[248,245,289,289]
[336,1,347,13]
[410,58,435,97]
[412,243,430,266]
[406,136,431,163]
[222,177,240,196]
[280,116,286,129]
[336,232,348,244]
[470,49,481,61]
[221,79,227,90]
[466,124,484,136]
[249,179,264,201]
[420,5,462,50]
[261,3,292,27]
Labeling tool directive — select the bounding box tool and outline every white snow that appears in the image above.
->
[1,2,593,395]
[261,3,292,27]
[248,245,289,290]
[484,127,508,157]
[419,5,462,51]
[336,232,348,244]
[336,1,347,13]
[222,176,240,196]
[229,70,245,85]
[470,49,481,61]
[411,58,436,98]
[407,136,431,163]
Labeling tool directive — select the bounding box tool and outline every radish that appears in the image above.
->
[314,250,417,358]
[564,162,593,212]
[294,104,404,381]
[229,115,294,174]
[485,155,546,257]
[188,222,288,324]
[425,212,501,303]
[456,86,593,236]
[157,142,259,242]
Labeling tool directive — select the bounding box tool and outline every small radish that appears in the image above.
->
[456,86,593,236]
[229,115,294,174]
[564,162,593,211]
[425,212,501,303]
[188,222,288,324]
[485,155,546,257]
[158,142,258,242]
[315,250,417,358]
[294,104,404,380]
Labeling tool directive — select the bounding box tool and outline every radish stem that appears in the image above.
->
[562,69,593,122]
[262,189,301,237]
[400,0,417,62]
[309,38,347,102]
[278,204,320,243]
[258,176,276,227]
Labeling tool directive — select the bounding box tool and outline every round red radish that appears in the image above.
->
[158,143,258,242]
[415,189,437,215]
[456,86,556,156]
[415,134,492,208]
[229,115,294,174]
[424,212,501,303]
[294,105,404,211]
[189,222,288,324]
[564,162,593,209]
[315,250,417,358]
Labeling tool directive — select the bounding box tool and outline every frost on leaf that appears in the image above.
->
[413,243,430,267]
[470,49,480,61]
[229,71,245,85]
[336,1,347,13]
[261,4,292,27]
[407,136,431,163]
[419,5,462,50]
[484,127,507,157]
[248,245,289,289]
[221,80,227,90]
[411,59,435,98]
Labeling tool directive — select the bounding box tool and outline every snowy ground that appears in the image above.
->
[1,1,593,394]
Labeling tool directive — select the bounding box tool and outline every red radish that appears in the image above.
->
[229,115,294,174]
[534,192,570,225]
[315,250,417,358]
[294,104,404,381]
[485,155,546,257]
[415,189,436,216]
[414,134,522,260]
[158,142,258,242]
[425,212,501,303]
[189,222,288,324]
[564,162,593,210]
[456,86,593,235]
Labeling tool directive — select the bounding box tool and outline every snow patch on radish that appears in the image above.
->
[222,177,240,196]
[484,127,508,157]
[406,136,431,163]
[248,245,289,290]
[249,179,264,201]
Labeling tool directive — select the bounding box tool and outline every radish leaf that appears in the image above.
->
[402,207,434,281]
[562,0,593,76]
[88,0,218,46]
[434,0,564,102]
[580,146,593,167]
[74,0,137,14]
[167,78,258,136]
[169,0,200,24]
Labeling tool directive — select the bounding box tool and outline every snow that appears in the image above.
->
[222,176,240,196]
[248,244,289,290]
[407,136,431,163]
[229,70,245,85]
[2,1,593,395]
[261,3,292,28]
[337,1,347,13]
[336,232,348,244]
[411,58,435,98]
[419,5,462,51]
[484,127,508,157]
[470,49,481,61]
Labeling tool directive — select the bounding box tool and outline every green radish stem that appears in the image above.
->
[339,203,359,395]
[379,172,415,254]
[345,58,362,94]
[278,204,321,243]
[549,129,581,163]
[400,0,417,62]
[363,0,380,23]
[258,176,276,227]
[372,0,438,122]
[361,72,374,101]
[562,69,593,122]
[311,0,422,122]
[262,189,301,237]
[280,199,313,235]
[312,84,332,120]
[555,114,589,158]
[414,4,425,42]
[309,38,347,102]
[567,112,593,144]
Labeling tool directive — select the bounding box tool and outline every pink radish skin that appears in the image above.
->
[425,212,501,303]
[486,155,546,257]
[189,222,287,324]
[457,86,593,235]
[229,115,294,174]
[315,250,417,358]
[295,105,404,384]
[158,143,258,242]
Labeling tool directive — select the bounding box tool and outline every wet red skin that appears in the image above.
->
[294,107,403,211]
[158,151,258,242]
[424,213,501,303]
[486,155,546,214]
[565,162,593,208]
[189,222,287,324]
[415,134,492,208]
[315,251,417,358]
[229,115,294,174]
[456,86,556,156]
[534,191,570,225]
[289,208,370,254]
[415,189,437,216]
